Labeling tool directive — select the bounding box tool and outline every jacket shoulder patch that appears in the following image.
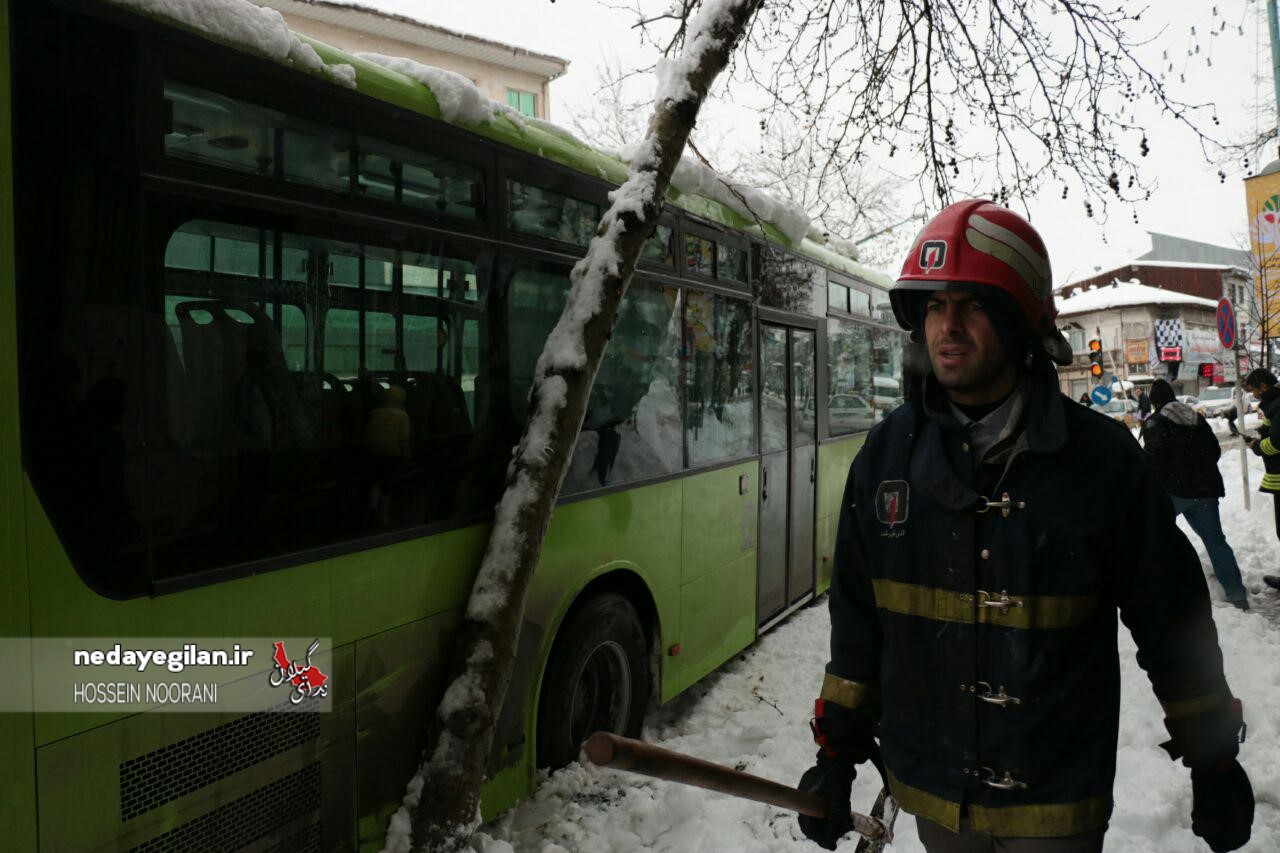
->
[874,479,909,528]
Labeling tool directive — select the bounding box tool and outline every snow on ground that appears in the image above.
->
[473,412,1280,852]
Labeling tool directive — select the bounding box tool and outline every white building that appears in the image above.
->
[258,0,569,119]
[1055,279,1237,399]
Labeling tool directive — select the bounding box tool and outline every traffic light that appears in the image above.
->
[1088,339,1104,378]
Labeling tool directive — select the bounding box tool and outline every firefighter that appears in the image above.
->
[1243,368,1280,591]
[797,200,1253,852]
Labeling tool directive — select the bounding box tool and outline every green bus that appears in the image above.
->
[0,0,905,849]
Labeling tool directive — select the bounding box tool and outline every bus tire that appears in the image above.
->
[537,592,648,770]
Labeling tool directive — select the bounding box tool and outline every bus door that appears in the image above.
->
[757,323,817,626]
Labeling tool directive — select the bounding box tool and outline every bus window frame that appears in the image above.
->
[829,273,873,318]
[680,219,751,289]
[636,214,679,274]
[497,151,610,253]
[152,39,499,240]
[136,194,500,596]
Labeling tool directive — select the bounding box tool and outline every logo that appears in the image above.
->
[269,639,329,705]
[918,240,947,271]
[874,479,909,533]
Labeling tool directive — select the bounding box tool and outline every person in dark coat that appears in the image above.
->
[797,200,1252,853]
[1244,368,1280,591]
[1135,386,1152,423]
[1078,391,1092,407]
[1141,379,1248,609]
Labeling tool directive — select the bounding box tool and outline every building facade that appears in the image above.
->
[258,0,568,119]
[1055,280,1233,400]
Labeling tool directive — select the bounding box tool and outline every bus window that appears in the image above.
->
[268,304,308,372]
[504,259,682,492]
[684,293,754,466]
[640,224,675,269]
[827,282,849,312]
[848,287,871,316]
[403,315,444,372]
[364,311,398,372]
[758,246,822,315]
[358,135,485,222]
[826,317,873,436]
[716,242,747,283]
[164,80,348,193]
[507,179,600,246]
[685,234,715,277]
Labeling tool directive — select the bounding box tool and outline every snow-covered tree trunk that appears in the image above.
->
[383,2,764,850]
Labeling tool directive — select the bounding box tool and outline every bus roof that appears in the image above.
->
[107,0,893,288]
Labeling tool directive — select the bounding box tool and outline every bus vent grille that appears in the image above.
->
[263,820,322,853]
[120,708,320,820]
[128,763,321,853]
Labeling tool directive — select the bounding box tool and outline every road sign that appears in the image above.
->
[1217,298,1237,349]
[1090,385,1113,406]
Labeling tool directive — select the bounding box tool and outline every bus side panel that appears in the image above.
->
[35,645,356,852]
[672,462,758,697]
[0,0,38,846]
[519,477,683,749]
[815,436,863,595]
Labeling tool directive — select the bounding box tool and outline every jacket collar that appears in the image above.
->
[918,361,1067,454]
[908,362,1067,510]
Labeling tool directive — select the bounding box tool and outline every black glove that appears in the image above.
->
[1191,760,1254,852]
[797,755,855,850]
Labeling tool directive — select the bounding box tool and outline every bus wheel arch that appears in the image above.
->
[534,570,658,770]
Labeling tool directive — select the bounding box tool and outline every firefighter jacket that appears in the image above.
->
[1249,386,1280,493]
[822,364,1237,837]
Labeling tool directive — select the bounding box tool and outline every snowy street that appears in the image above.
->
[475,414,1280,852]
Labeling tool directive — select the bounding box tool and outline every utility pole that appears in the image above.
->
[1269,0,1280,158]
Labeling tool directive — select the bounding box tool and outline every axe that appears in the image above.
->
[583,732,899,850]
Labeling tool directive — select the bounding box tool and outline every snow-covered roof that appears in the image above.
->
[1056,279,1217,318]
[257,0,570,79]
[1122,259,1247,272]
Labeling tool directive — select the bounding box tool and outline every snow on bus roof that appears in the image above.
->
[107,0,890,280]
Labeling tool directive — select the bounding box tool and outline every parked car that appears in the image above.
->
[1175,394,1200,409]
[827,393,877,432]
[1099,397,1139,426]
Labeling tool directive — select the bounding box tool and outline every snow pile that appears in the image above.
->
[357,53,524,128]
[108,0,355,87]
[667,154,810,247]
[806,225,862,262]
[474,427,1280,851]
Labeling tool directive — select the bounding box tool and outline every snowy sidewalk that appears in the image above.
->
[475,438,1280,852]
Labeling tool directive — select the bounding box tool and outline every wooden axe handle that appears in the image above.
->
[583,731,890,842]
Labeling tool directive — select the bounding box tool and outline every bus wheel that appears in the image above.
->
[537,592,648,770]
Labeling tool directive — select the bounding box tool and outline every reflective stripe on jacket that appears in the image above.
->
[823,365,1233,837]
[1251,387,1280,493]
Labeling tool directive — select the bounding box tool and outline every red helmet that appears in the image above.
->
[891,199,1072,365]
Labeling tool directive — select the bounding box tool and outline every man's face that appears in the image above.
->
[923,290,1009,394]
[1248,383,1263,400]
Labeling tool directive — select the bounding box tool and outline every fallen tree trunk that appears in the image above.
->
[384,3,767,851]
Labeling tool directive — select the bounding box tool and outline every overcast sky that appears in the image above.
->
[351,0,1270,285]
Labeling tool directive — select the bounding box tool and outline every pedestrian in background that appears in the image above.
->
[1243,368,1280,591]
[1136,386,1152,424]
[1142,379,1249,610]
[1079,391,1092,407]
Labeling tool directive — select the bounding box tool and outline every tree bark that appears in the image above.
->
[389,2,765,850]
